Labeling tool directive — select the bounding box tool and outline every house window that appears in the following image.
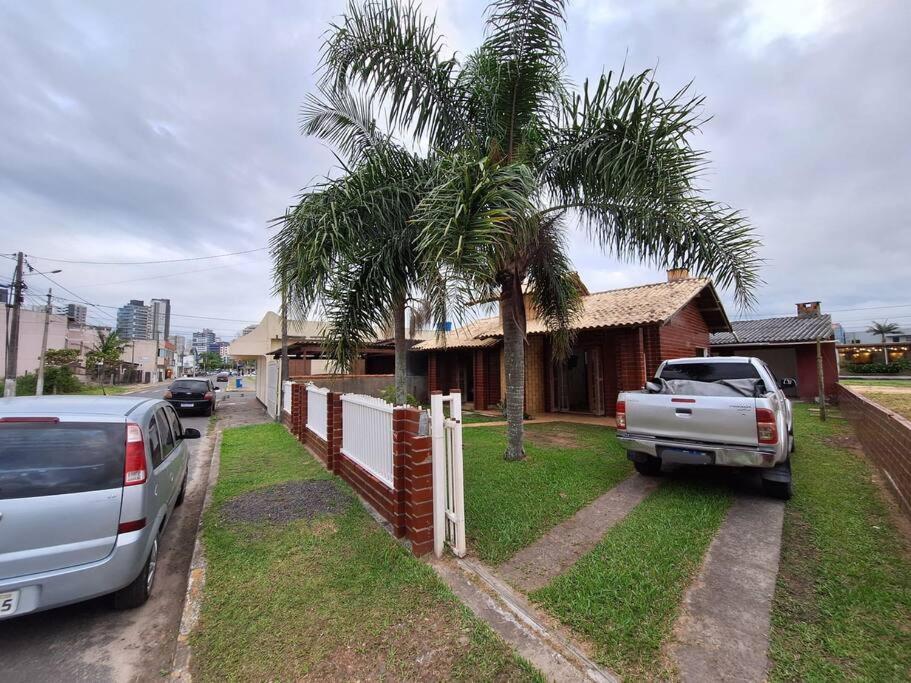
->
[694,347,708,357]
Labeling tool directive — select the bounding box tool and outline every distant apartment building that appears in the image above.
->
[150,298,171,341]
[192,328,216,354]
[116,300,152,340]
[213,340,231,361]
[170,334,188,355]
[55,303,87,325]
[240,324,257,337]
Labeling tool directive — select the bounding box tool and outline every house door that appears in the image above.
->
[551,351,589,412]
[585,348,605,415]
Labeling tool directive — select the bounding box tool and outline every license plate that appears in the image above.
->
[181,403,193,408]
[0,590,20,616]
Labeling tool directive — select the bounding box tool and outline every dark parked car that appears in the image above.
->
[164,378,218,416]
[215,371,230,382]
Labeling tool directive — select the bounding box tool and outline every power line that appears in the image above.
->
[70,263,234,289]
[22,247,266,266]
[47,294,260,324]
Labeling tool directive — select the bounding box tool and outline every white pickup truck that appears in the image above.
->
[615,356,795,499]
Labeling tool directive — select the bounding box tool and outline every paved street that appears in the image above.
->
[0,378,264,682]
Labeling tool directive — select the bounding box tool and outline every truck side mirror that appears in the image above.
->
[780,378,796,389]
[645,381,662,394]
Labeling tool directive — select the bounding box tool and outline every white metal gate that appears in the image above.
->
[430,391,466,558]
[265,360,279,418]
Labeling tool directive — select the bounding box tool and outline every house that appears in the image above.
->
[709,302,838,399]
[412,270,730,417]
[227,312,328,408]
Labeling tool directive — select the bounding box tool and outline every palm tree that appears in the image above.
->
[867,320,900,364]
[86,329,127,383]
[317,0,762,459]
[271,89,435,404]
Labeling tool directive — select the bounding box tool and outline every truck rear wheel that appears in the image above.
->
[762,477,792,500]
[632,454,662,476]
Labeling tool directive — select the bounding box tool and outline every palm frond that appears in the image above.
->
[321,0,465,146]
[301,88,388,162]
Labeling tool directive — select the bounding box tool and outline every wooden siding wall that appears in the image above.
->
[659,300,711,360]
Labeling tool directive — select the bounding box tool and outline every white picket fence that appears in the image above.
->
[306,384,329,440]
[282,381,292,414]
[341,393,394,487]
[431,391,466,558]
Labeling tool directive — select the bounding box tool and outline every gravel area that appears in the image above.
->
[220,480,350,524]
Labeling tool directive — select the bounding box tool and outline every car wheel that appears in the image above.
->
[789,429,796,454]
[175,470,188,506]
[204,403,213,417]
[633,455,662,476]
[762,477,793,500]
[113,534,159,609]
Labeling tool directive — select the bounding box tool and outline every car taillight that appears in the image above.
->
[756,408,778,445]
[204,391,213,400]
[118,518,146,534]
[124,422,147,486]
[616,400,626,430]
[164,390,172,399]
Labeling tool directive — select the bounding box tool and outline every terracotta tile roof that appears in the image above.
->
[414,278,726,351]
[710,314,834,345]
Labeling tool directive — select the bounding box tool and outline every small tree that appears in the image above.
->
[45,348,80,367]
[86,330,127,383]
[867,320,901,364]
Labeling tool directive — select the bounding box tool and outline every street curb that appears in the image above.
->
[169,427,222,682]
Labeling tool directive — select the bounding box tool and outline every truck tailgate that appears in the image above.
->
[625,394,758,446]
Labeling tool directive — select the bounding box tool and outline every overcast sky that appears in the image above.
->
[2,0,908,339]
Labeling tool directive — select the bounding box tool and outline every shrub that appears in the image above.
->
[379,385,417,406]
[16,367,83,395]
[844,361,911,375]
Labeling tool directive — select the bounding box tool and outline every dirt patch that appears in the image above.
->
[525,425,582,449]
[220,480,350,524]
[824,433,864,455]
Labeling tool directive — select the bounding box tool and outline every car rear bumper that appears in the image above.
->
[617,432,782,468]
[166,398,210,411]
[0,529,150,619]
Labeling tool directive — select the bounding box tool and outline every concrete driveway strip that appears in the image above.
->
[667,496,785,682]
[498,475,661,592]
[0,385,218,682]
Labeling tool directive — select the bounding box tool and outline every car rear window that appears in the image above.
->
[0,422,125,499]
[171,380,208,392]
[658,362,761,382]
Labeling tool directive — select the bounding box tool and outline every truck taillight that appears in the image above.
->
[124,422,147,486]
[616,400,626,430]
[204,391,213,400]
[756,408,778,445]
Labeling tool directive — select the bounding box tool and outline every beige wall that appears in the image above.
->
[0,308,68,378]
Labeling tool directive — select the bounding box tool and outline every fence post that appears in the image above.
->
[326,392,342,474]
[430,391,446,557]
[392,407,408,538]
[292,382,306,439]
[448,390,466,557]
[403,405,434,555]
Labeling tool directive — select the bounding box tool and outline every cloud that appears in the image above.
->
[1,0,908,338]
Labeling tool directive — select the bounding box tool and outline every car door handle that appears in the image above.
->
[675,408,692,415]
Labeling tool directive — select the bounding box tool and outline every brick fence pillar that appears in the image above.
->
[291,382,306,439]
[391,407,412,538]
[401,406,434,556]
[326,392,342,474]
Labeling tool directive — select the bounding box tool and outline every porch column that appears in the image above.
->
[473,349,488,410]
[428,352,439,393]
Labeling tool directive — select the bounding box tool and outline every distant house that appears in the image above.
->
[412,270,730,417]
[709,302,837,399]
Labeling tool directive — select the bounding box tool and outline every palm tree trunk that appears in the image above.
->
[882,335,889,365]
[393,297,407,405]
[502,273,526,461]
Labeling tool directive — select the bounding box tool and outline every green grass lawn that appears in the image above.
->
[861,391,911,421]
[192,423,539,682]
[461,410,504,424]
[532,480,731,679]
[76,384,131,395]
[463,422,633,565]
[769,403,911,680]
[840,378,911,388]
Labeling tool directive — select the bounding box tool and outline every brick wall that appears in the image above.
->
[427,353,438,393]
[473,349,488,410]
[659,300,711,360]
[615,327,647,392]
[796,343,838,399]
[286,384,436,555]
[837,384,911,517]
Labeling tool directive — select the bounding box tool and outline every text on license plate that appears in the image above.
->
[0,590,20,616]
[181,403,194,408]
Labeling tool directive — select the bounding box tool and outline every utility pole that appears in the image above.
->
[4,251,24,397]
[36,288,52,396]
[816,338,827,421]
[279,276,289,422]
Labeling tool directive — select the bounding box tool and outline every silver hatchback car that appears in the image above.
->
[0,396,198,619]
